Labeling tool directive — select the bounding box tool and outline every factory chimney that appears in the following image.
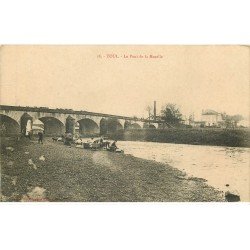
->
[153,101,156,120]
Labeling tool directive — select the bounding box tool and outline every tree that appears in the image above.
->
[145,105,152,119]
[222,113,244,128]
[161,103,183,125]
[231,114,244,127]
[188,113,194,125]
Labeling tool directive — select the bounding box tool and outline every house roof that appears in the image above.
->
[202,109,220,115]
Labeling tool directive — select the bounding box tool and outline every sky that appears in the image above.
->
[1,45,249,121]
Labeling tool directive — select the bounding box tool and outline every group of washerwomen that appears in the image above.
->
[58,133,119,152]
[23,129,119,152]
[86,137,118,152]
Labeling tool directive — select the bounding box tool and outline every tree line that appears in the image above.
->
[145,103,245,128]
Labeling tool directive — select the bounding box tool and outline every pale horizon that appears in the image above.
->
[1,45,249,121]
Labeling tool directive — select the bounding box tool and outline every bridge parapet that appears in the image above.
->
[0,105,166,135]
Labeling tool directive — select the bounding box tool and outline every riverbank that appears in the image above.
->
[1,137,225,202]
[108,128,250,148]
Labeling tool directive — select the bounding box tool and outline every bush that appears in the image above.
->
[107,128,250,147]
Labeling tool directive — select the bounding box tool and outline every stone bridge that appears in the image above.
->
[0,105,161,136]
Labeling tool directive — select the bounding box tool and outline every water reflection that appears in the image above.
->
[118,141,250,201]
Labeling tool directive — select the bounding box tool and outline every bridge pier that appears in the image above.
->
[66,116,76,134]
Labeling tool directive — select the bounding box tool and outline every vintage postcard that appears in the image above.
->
[0,45,249,202]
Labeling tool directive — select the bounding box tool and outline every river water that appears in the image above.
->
[117,141,250,201]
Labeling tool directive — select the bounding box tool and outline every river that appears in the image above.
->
[117,141,250,201]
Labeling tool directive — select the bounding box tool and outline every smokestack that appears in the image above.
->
[154,101,156,120]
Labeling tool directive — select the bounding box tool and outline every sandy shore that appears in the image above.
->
[1,137,225,202]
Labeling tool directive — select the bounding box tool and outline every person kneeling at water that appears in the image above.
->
[109,140,117,152]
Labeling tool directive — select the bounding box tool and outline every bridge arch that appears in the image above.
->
[130,122,142,129]
[0,114,20,135]
[149,124,156,129]
[106,118,123,133]
[39,117,65,136]
[143,123,156,129]
[77,118,99,136]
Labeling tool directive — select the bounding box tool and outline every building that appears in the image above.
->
[201,109,223,127]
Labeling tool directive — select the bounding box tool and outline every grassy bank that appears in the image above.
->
[1,137,224,202]
[108,128,250,147]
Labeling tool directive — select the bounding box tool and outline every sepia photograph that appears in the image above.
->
[1,1,250,249]
[1,45,249,202]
